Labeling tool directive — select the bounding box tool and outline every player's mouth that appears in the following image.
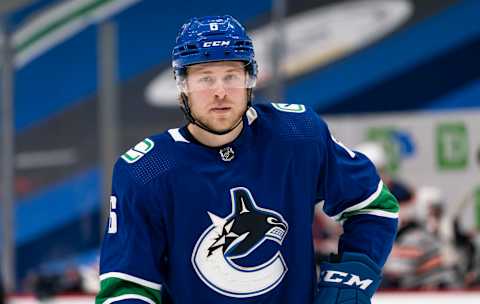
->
[211,107,231,114]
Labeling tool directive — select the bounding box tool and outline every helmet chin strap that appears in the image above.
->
[180,91,252,136]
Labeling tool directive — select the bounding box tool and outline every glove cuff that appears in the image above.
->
[318,252,382,298]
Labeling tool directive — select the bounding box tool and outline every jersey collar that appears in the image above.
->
[174,106,258,152]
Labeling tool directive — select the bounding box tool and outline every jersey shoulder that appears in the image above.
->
[252,102,328,142]
[114,131,180,187]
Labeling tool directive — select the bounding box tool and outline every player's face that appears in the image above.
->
[185,61,248,133]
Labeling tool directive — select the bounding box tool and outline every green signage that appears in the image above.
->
[436,122,469,170]
[366,127,400,173]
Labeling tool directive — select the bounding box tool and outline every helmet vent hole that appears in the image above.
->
[234,41,252,46]
[202,31,227,36]
[234,47,250,52]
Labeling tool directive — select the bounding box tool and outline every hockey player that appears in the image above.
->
[96,15,399,303]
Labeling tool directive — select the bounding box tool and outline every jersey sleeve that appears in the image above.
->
[96,160,167,304]
[315,117,399,267]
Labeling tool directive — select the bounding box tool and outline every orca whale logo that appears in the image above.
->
[192,187,289,298]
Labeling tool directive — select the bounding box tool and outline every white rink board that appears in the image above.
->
[8,292,480,303]
[374,292,480,304]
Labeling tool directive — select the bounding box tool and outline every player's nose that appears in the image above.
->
[212,82,227,99]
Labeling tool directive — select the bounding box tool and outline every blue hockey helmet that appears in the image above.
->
[172,15,257,84]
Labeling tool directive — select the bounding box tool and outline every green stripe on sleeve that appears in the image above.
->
[339,184,399,222]
[96,277,162,304]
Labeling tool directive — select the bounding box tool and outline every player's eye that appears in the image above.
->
[224,74,239,81]
[224,73,243,87]
[199,76,214,84]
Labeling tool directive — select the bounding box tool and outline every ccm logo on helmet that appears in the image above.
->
[203,40,231,47]
[320,270,373,290]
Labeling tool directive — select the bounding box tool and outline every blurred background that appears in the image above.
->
[0,0,479,303]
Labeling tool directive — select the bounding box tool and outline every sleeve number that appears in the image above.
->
[108,196,118,234]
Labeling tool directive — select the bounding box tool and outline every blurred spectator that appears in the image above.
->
[383,187,460,289]
[454,217,479,287]
[22,266,84,300]
[78,261,100,294]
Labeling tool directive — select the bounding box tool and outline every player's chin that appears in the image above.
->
[209,118,241,133]
[210,123,236,134]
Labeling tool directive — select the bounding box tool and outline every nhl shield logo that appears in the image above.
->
[219,146,235,161]
[191,187,289,298]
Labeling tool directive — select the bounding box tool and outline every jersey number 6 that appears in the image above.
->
[108,196,117,234]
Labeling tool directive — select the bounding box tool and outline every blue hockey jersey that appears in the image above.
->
[96,103,399,304]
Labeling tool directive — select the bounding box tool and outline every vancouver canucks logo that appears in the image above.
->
[192,187,289,298]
